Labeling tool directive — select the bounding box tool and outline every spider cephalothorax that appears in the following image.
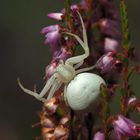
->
[18,11,105,110]
[55,61,76,83]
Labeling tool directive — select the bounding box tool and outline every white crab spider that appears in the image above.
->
[18,12,105,110]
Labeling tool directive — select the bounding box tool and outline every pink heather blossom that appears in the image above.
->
[124,96,140,114]
[61,4,79,15]
[52,47,72,62]
[41,25,61,51]
[45,62,57,78]
[70,4,79,14]
[104,37,118,52]
[47,13,64,21]
[99,19,121,39]
[41,24,59,34]
[44,97,58,115]
[96,52,116,73]
[93,132,105,140]
[112,115,140,140]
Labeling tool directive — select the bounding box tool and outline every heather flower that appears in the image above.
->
[59,117,69,126]
[93,0,119,22]
[41,116,55,128]
[52,47,72,62]
[61,4,79,15]
[93,132,105,140]
[70,4,79,15]
[43,97,59,115]
[112,115,140,139]
[96,52,116,73]
[126,97,140,114]
[127,96,137,106]
[42,127,54,139]
[54,125,69,139]
[47,12,64,21]
[41,24,61,51]
[99,19,121,39]
[104,37,119,52]
[79,0,88,9]
[45,62,57,78]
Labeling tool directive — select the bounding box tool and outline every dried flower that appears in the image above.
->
[42,127,54,140]
[54,125,68,139]
[112,115,140,139]
[44,97,59,115]
[59,117,69,126]
[41,116,55,128]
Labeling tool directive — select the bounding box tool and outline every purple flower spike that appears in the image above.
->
[47,13,64,21]
[96,52,116,73]
[104,37,119,53]
[113,115,140,139]
[93,132,105,140]
[41,25,61,51]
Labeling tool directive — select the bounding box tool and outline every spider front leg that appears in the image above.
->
[64,11,89,66]
[46,79,62,102]
[17,74,57,102]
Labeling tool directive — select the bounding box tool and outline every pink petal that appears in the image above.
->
[47,13,64,20]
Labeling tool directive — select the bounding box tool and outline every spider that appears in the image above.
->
[17,12,96,104]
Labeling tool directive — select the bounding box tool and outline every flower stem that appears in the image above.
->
[64,0,71,22]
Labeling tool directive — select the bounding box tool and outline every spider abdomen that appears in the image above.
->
[65,73,105,111]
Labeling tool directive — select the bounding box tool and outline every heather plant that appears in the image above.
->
[18,0,140,140]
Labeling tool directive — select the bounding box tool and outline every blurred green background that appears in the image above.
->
[0,0,140,140]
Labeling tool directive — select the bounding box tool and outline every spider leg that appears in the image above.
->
[77,11,88,49]
[17,74,56,102]
[64,12,89,65]
[75,64,96,74]
[64,32,85,49]
[74,60,84,69]
[17,78,46,102]
[46,80,62,102]
[63,85,68,105]
[39,74,56,97]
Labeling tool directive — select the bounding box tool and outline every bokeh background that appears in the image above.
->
[0,0,140,140]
